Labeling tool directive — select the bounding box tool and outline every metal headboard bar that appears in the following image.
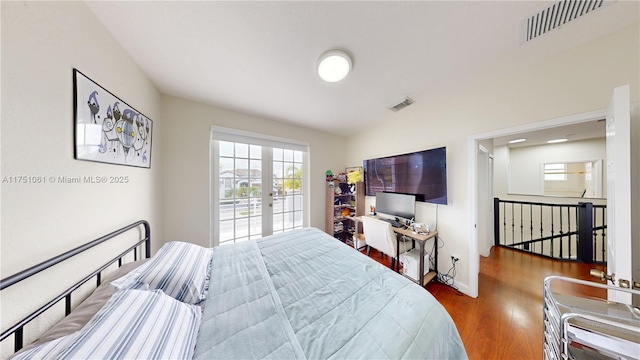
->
[0,238,149,349]
[0,220,151,351]
[0,220,150,291]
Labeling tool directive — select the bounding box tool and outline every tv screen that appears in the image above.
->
[375,192,415,220]
[364,147,447,205]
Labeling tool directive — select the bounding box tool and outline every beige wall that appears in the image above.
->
[346,25,640,295]
[1,2,163,353]
[160,95,346,248]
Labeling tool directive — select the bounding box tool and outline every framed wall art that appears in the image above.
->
[73,69,153,168]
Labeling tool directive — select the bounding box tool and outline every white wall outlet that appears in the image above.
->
[450,200,460,209]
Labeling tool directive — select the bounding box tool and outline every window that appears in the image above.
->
[544,163,567,181]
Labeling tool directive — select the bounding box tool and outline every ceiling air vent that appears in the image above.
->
[521,0,614,43]
[390,97,414,112]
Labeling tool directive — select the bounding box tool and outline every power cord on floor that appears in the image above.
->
[437,256,459,292]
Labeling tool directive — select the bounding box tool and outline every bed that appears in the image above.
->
[1,221,467,359]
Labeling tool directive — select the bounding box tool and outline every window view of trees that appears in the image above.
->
[235,185,260,197]
[282,165,303,194]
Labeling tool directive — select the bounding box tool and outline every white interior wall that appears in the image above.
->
[493,146,510,197]
[500,137,606,197]
[346,24,639,297]
[0,2,162,354]
[160,95,346,248]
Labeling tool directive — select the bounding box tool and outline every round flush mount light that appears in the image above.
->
[317,49,352,83]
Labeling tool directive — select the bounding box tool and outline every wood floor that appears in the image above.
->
[362,246,607,360]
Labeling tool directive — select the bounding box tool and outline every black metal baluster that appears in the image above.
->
[511,202,515,246]
[591,206,596,261]
[594,209,606,261]
[568,206,573,260]
[494,198,500,246]
[521,204,527,250]
[540,205,544,256]
[559,206,564,259]
[550,206,554,258]
[601,207,608,263]
[503,202,507,247]
[530,205,534,254]
[594,205,599,262]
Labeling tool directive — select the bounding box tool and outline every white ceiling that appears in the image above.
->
[86,1,638,137]
[492,119,606,148]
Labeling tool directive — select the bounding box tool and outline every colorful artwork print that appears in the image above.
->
[74,69,152,168]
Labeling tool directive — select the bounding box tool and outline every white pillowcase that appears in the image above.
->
[111,241,213,304]
[12,289,201,360]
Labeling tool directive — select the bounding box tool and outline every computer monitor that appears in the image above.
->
[375,192,415,220]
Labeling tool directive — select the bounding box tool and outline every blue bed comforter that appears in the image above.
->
[194,227,467,359]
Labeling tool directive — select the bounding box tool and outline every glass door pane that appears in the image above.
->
[272,147,304,234]
[218,141,263,245]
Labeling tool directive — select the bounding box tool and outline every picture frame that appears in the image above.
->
[73,69,153,168]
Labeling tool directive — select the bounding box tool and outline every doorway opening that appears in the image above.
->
[468,108,608,298]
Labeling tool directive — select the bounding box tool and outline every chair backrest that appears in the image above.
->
[362,216,399,257]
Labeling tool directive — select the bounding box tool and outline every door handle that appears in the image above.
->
[590,269,615,285]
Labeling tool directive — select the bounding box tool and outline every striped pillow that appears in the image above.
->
[13,289,201,359]
[111,241,213,304]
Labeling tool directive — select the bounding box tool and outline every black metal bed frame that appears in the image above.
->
[0,220,151,353]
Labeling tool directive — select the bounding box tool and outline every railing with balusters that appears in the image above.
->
[494,198,606,263]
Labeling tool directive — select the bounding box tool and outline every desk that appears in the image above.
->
[354,216,438,287]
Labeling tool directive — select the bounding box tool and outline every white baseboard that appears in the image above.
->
[450,281,473,298]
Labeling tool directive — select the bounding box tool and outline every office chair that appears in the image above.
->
[362,216,412,271]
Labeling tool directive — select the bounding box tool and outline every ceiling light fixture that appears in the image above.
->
[317,49,352,83]
[547,138,568,144]
[508,138,527,144]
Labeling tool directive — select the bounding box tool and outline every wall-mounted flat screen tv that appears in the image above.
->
[363,146,448,205]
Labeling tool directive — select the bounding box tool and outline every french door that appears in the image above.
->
[211,127,308,246]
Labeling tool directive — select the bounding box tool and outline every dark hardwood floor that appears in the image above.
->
[361,245,607,360]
